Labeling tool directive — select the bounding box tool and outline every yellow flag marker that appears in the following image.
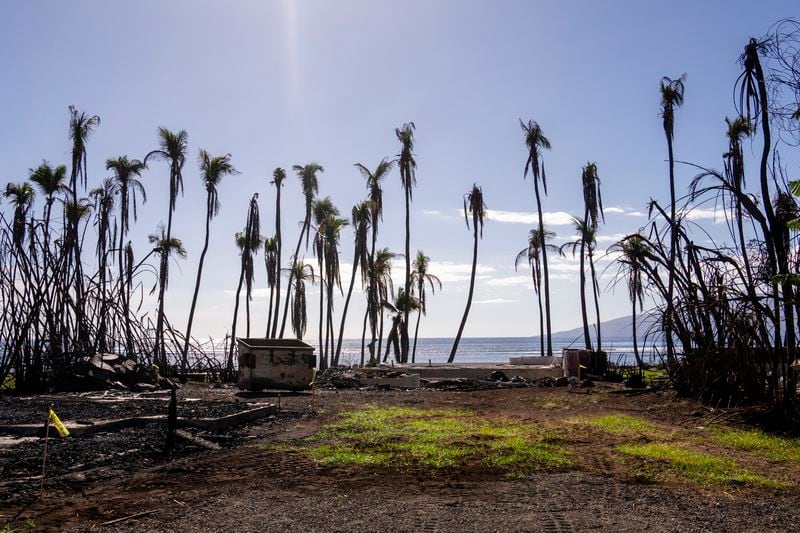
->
[48,408,69,438]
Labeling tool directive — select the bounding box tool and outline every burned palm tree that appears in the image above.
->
[335,201,370,366]
[289,261,315,341]
[227,194,262,377]
[147,225,187,368]
[145,128,188,368]
[279,163,323,337]
[521,119,554,356]
[449,184,486,363]
[264,236,279,337]
[4,183,35,249]
[181,150,237,378]
[320,214,348,368]
[561,217,597,351]
[373,248,398,363]
[580,162,604,351]
[88,178,116,353]
[396,123,417,363]
[270,167,286,338]
[311,197,340,369]
[106,156,146,357]
[67,106,100,352]
[516,227,558,357]
[29,162,68,245]
[410,251,441,363]
[384,289,421,363]
[659,74,686,365]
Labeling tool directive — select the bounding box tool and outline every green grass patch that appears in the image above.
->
[305,406,570,472]
[617,443,785,488]
[588,414,656,436]
[711,427,800,464]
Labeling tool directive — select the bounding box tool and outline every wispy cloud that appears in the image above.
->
[473,298,517,304]
[605,206,646,217]
[486,275,531,287]
[483,209,575,226]
[683,207,726,224]
[422,209,458,221]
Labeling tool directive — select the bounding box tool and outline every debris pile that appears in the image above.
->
[55,353,175,392]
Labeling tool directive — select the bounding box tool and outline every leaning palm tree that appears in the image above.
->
[270,168,286,337]
[410,251,441,363]
[335,201,371,366]
[106,155,146,357]
[181,150,237,378]
[521,118,554,356]
[67,105,100,352]
[145,128,189,368]
[396,123,417,362]
[659,74,686,365]
[288,261,315,340]
[354,158,394,363]
[147,225,187,367]
[279,163,323,337]
[449,184,486,363]
[516,227,558,357]
[610,234,650,369]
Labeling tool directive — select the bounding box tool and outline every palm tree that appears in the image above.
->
[264,236,279,337]
[227,194,262,377]
[147,225,187,366]
[659,74,686,365]
[395,123,417,363]
[516,228,558,357]
[181,150,237,378]
[4,182,35,249]
[521,119,554,356]
[384,289,421,363]
[145,128,189,368]
[373,247,398,363]
[335,201,371,366]
[354,158,394,363]
[270,168,286,338]
[89,178,117,352]
[67,105,100,352]
[580,162,605,351]
[449,184,486,363]
[561,217,596,351]
[29,161,68,242]
[610,234,650,369]
[410,251,441,363]
[311,197,340,369]
[288,261,315,340]
[320,214,348,368]
[106,156,146,357]
[279,163,323,337]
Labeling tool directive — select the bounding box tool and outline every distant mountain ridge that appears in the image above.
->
[533,313,660,345]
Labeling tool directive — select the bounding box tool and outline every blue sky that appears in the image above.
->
[1,1,798,342]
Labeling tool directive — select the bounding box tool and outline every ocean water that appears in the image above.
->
[333,336,663,367]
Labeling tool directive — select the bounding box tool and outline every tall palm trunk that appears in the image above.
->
[266,283,274,336]
[181,196,213,377]
[579,231,592,351]
[367,226,379,362]
[271,187,282,337]
[536,277,545,357]
[631,298,642,369]
[412,304,422,363]
[361,308,369,366]
[318,262,325,369]
[449,220,479,362]
[279,215,309,337]
[588,248,602,351]
[402,188,411,363]
[534,179,553,356]
[335,249,360,365]
[665,128,677,367]
[227,267,245,378]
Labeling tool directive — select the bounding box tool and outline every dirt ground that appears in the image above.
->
[1,383,799,532]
